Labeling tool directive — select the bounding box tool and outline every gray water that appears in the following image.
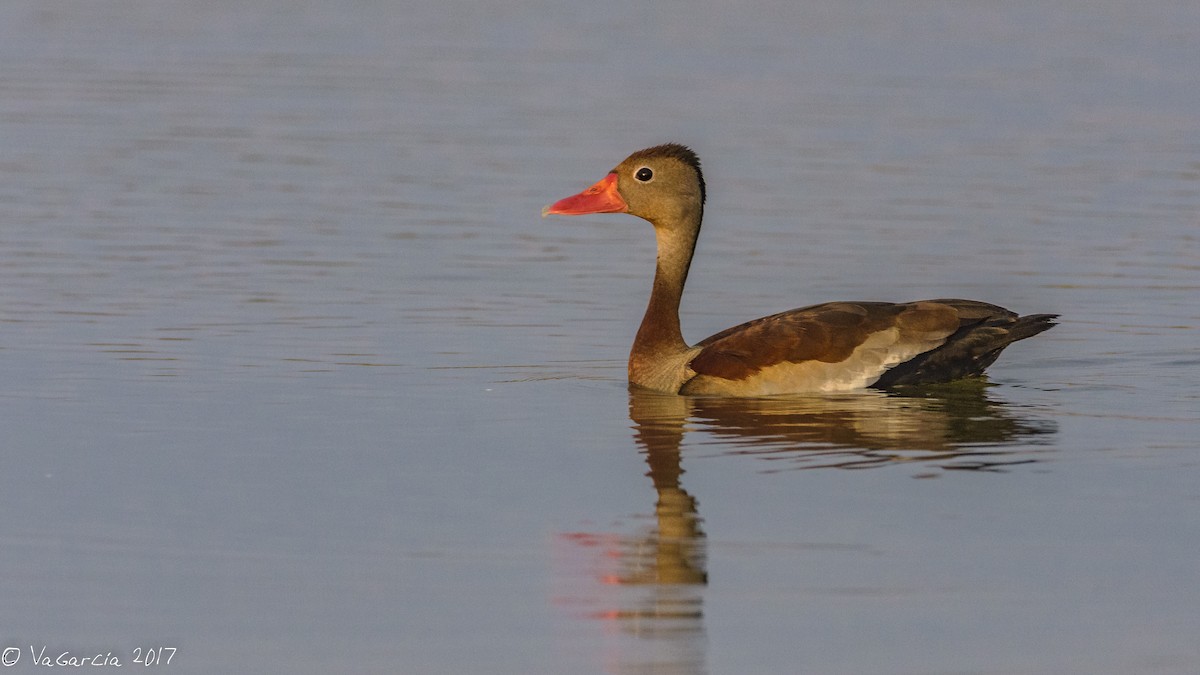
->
[2,1,1198,673]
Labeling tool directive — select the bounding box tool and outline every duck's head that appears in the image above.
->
[543,143,705,227]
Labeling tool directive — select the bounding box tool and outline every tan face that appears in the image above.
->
[608,155,703,227]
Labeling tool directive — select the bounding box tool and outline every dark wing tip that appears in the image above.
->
[1008,313,1059,341]
[873,309,1058,388]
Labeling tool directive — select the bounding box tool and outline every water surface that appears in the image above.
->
[2,1,1198,673]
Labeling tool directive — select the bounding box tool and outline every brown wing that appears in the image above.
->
[687,301,964,383]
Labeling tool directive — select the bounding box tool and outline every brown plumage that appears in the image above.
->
[543,143,1057,396]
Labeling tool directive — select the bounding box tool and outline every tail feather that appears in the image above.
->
[873,312,1057,388]
[1006,313,1060,342]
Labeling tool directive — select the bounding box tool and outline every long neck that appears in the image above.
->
[632,206,702,358]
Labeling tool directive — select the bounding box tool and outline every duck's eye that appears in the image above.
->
[634,167,654,182]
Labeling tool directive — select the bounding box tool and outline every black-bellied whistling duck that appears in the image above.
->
[543,143,1057,396]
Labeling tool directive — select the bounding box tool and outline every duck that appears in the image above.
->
[542,143,1057,396]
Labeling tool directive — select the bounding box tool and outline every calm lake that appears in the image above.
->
[2,1,1198,673]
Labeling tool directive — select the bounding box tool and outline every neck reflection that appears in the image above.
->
[556,380,1055,674]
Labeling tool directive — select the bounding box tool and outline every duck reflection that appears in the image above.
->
[680,379,1057,472]
[561,381,1055,673]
